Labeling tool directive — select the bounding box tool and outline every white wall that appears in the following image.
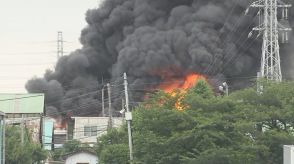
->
[73,117,124,144]
[284,145,294,164]
[65,152,98,164]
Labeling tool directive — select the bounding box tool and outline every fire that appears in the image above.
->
[158,73,206,111]
[159,73,205,93]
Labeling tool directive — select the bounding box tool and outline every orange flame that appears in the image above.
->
[158,73,206,111]
[159,73,205,93]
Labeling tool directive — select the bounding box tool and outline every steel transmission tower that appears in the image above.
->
[57,31,64,59]
[249,0,291,82]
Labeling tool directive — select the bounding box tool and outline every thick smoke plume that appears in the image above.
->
[26,0,294,116]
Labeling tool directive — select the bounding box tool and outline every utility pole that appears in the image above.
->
[124,73,134,162]
[248,0,291,82]
[101,87,105,117]
[57,31,63,59]
[21,114,24,145]
[0,112,5,164]
[107,83,112,128]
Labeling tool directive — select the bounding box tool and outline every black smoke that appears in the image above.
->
[26,0,294,116]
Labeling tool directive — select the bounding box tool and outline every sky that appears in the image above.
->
[0,0,101,93]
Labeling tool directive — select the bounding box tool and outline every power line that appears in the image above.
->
[0,94,43,102]
[0,51,57,56]
[204,0,243,74]
[0,63,56,66]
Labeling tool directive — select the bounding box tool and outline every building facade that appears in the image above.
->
[64,151,98,164]
[71,117,124,144]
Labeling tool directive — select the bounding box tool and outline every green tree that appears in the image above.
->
[95,81,294,164]
[52,140,93,161]
[229,81,294,163]
[5,126,47,164]
[187,79,214,99]
[99,144,129,164]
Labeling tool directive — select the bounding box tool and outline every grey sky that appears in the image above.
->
[0,0,100,92]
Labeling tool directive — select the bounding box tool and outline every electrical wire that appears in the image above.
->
[209,14,260,77]
[205,4,259,75]
[204,1,243,74]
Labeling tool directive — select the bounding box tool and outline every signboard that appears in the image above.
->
[0,93,44,114]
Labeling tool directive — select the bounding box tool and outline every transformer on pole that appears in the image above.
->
[249,0,291,82]
[57,31,64,59]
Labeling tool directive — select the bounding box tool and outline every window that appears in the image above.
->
[84,126,97,137]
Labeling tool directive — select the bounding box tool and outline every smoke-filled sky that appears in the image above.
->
[17,0,294,116]
[0,0,100,93]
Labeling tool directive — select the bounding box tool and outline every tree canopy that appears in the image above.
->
[96,80,294,164]
[52,139,94,161]
[5,126,47,164]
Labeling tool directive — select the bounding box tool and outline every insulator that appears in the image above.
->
[281,32,285,43]
[282,8,285,19]
[286,8,288,20]
[285,31,289,43]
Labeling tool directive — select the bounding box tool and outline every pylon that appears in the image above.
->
[249,0,291,82]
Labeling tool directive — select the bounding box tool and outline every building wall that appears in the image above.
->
[73,117,124,144]
[6,117,41,143]
[53,129,67,149]
[284,145,294,164]
[65,152,98,164]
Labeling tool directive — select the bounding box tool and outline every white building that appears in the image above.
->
[64,151,98,164]
[284,145,294,164]
[71,117,124,145]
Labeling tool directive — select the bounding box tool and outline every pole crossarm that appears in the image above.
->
[250,0,291,7]
[250,0,265,8]
[278,23,292,31]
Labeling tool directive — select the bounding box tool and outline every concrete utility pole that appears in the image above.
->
[21,114,24,145]
[107,83,112,128]
[57,31,63,59]
[0,112,5,164]
[101,87,105,117]
[248,0,291,82]
[123,73,134,162]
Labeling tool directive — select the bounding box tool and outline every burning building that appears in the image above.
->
[25,0,294,117]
